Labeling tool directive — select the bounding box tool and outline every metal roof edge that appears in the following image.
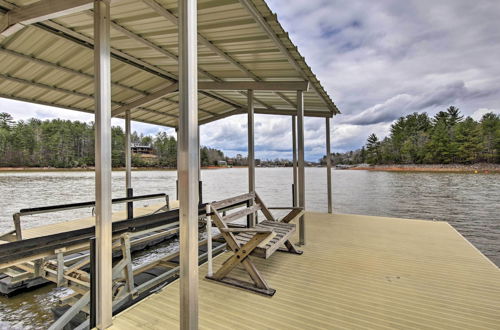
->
[242,0,340,115]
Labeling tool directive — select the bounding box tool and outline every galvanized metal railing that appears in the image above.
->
[11,192,170,240]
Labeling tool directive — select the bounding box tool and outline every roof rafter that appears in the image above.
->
[35,20,244,112]
[240,0,339,114]
[140,0,279,110]
[0,73,183,120]
[0,0,97,36]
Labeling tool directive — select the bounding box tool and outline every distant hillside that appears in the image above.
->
[0,112,225,168]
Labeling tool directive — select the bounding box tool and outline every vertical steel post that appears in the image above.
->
[292,115,298,207]
[325,117,333,214]
[247,89,255,227]
[125,109,132,190]
[93,0,113,328]
[198,126,202,205]
[125,110,133,219]
[176,128,179,201]
[178,0,199,328]
[297,90,306,245]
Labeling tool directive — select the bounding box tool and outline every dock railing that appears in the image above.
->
[9,192,170,241]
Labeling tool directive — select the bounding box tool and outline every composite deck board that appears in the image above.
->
[110,212,500,329]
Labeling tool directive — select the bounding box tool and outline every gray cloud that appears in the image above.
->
[269,0,500,153]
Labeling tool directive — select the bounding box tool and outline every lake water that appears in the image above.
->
[0,168,499,328]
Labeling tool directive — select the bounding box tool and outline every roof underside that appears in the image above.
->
[0,0,339,128]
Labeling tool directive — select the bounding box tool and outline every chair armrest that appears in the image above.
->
[220,228,273,234]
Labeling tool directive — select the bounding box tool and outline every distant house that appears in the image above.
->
[131,143,154,155]
[217,160,227,166]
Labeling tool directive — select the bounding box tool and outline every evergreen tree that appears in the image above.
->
[0,112,224,168]
[354,106,497,165]
[480,113,500,163]
[454,117,482,163]
[366,133,381,164]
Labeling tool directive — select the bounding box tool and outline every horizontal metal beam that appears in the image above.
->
[198,108,244,125]
[112,81,308,117]
[255,108,332,118]
[198,106,330,127]
[111,83,179,116]
[0,0,95,36]
[199,81,309,92]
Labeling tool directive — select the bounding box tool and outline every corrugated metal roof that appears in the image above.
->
[110,212,500,329]
[0,0,340,128]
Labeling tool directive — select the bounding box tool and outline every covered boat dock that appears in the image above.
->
[1,0,499,329]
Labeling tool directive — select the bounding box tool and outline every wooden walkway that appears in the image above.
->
[110,212,500,329]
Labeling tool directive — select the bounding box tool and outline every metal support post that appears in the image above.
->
[126,188,133,219]
[247,89,256,227]
[205,204,213,277]
[178,0,199,328]
[198,126,202,205]
[89,238,97,330]
[292,115,298,207]
[325,117,333,214]
[125,109,133,219]
[125,109,132,190]
[297,90,306,245]
[94,0,113,327]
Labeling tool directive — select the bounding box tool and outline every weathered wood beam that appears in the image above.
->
[0,0,96,36]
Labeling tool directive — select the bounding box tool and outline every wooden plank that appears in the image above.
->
[210,192,255,210]
[280,208,305,224]
[221,204,261,223]
[254,193,275,221]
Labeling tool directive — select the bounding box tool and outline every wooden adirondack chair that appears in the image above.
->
[206,192,304,296]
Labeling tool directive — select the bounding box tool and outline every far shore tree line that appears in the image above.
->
[2,106,498,168]
[0,112,227,168]
[322,107,499,165]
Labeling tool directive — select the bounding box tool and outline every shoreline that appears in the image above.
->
[1,164,499,173]
[0,166,244,172]
[347,163,500,174]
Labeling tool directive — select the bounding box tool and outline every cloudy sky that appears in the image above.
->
[1,0,499,161]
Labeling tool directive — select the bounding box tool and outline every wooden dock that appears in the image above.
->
[110,212,500,329]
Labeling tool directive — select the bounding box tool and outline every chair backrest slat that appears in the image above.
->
[222,204,261,223]
[210,192,255,210]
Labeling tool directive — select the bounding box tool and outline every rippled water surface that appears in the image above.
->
[0,168,499,328]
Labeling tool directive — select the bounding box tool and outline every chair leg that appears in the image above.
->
[278,240,303,255]
[206,232,276,296]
